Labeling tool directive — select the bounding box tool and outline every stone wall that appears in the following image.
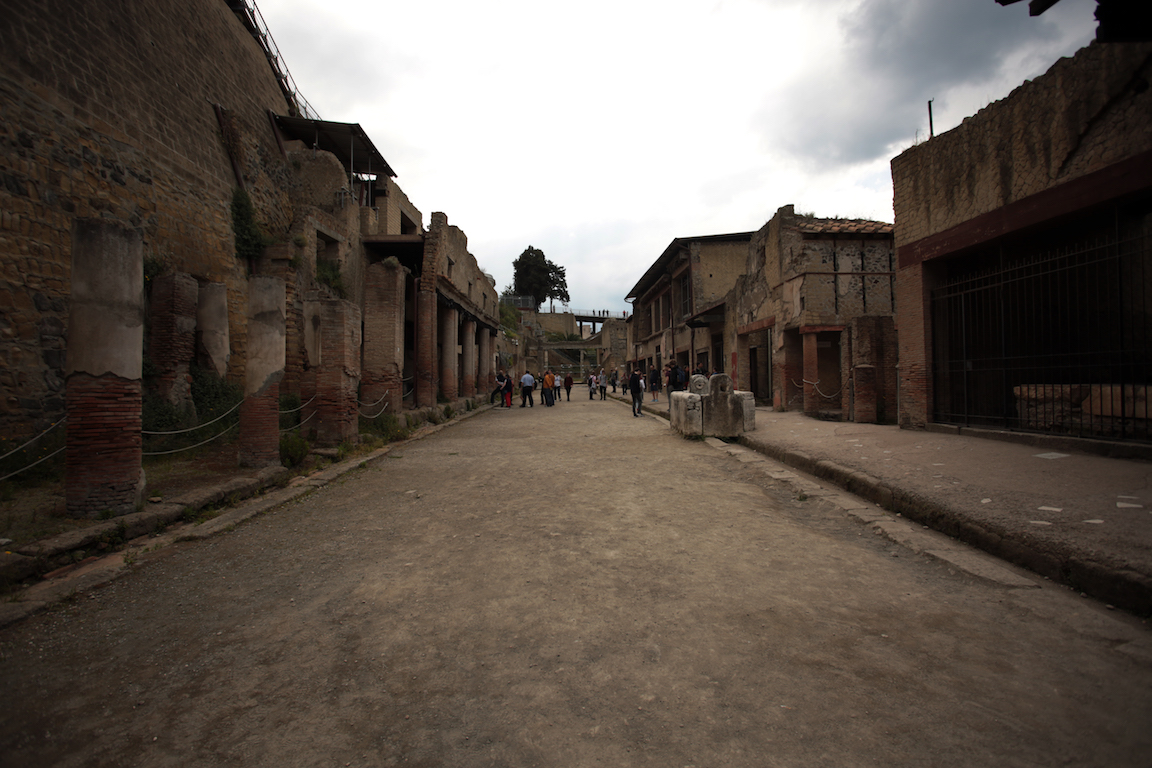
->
[0,0,296,438]
[892,42,1152,249]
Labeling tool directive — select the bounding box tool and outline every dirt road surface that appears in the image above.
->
[2,396,1151,767]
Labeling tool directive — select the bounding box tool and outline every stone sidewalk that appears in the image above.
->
[618,389,1152,615]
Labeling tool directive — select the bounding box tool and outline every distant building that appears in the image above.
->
[726,206,897,422]
[625,233,753,376]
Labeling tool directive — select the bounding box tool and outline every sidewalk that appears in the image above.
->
[619,390,1152,616]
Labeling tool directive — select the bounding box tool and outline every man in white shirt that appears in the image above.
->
[519,371,536,408]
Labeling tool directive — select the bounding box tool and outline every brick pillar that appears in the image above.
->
[802,331,819,415]
[854,365,878,424]
[196,282,230,377]
[439,305,459,402]
[149,272,198,408]
[415,284,437,408]
[239,277,285,467]
[896,263,932,428]
[779,330,801,411]
[362,259,407,416]
[478,330,492,395]
[65,219,145,518]
[461,318,477,398]
[304,296,362,446]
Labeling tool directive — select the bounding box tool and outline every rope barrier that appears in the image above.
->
[141,399,242,436]
[358,401,389,419]
[0,445,65,483]
[280,410,315,434]
[278,394,317,414]
[793,378,844,400]
[141,423,237,456]
[0,416,66,462]
[357,392,388,408]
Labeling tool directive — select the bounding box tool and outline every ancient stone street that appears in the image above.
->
[2,399,1150,767]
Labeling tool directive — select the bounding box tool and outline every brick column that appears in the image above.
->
[415,284,437,408]
[362,259,407,416]
[896,263,933,428]
[65,219,145,518]
[304,296,362,446]
[239,277,285,467]
[802,331,819,415]
[439,305,459,402]
[149,272,198,409]
[196,282,230,377]
[854,365,878,423]
[461,318,477,398]
[478,330,493,395]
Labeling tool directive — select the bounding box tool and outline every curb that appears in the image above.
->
[736,434,1152,617]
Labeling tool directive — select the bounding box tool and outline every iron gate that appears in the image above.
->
[931,205,1150,442]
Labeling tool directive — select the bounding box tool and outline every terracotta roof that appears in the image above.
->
[795,218,893,236]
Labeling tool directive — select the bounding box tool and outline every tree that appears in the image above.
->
[512,246,569,310]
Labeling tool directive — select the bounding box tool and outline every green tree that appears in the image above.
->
[512,246,569,310]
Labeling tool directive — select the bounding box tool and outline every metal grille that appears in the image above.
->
[931,209,1150,442]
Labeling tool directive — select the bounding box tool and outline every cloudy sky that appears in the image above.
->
[254,0,1097,311]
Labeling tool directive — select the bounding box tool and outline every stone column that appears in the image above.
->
[415,283,437,408]
[303,295,362,446]
[149,272,198,409]
[478,330,493,395]
[439,306,459,402]
[802,331,820,415]
[362,259,407,417]
[65,219,145,518]
[239,277,285,467]
[461,318,477,398]
[196,282,230,377]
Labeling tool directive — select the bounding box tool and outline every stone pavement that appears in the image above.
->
[614,389,1152,615]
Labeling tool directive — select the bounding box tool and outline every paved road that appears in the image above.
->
[2,396,1150,767]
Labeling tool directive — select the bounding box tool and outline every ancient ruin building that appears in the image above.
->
[891,41,1152,442]
[625,233,753,375]
[727,206,897,422]
[0,0,498,514]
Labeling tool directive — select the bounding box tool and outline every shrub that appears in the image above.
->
[279,432,310,467]
[361,412,409,443]
[279,392,301,431]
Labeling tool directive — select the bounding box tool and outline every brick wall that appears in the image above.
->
[0,0,295,438]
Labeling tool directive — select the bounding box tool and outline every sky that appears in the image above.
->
[253,0,1098,312]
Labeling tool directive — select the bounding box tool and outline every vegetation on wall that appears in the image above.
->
[231,188,269,272]
[316,255,347,298]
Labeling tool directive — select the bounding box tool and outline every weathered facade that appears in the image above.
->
[727,206,897,422]
[625,233,753,376]
[891,41,1152,441]
[0,0,499,514]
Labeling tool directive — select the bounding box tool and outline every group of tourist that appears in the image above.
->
[490,369,576,408]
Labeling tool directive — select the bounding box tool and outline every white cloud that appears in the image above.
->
[254,0,1097,310]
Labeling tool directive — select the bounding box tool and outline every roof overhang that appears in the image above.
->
[274,115,396,177]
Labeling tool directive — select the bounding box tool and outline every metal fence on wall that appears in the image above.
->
[931,221,1150,442]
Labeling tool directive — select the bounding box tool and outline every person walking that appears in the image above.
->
[598,368,607,400]
[520,370,535,408]
[542,369,555,407]
[629,367,646,417]
[502,372,514,408]
[554,372,563,404]
[649,366,661,402]
[564,373,573,401]
[490,370,507,406]
[587,372,596,400]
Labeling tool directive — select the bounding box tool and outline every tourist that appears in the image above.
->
[502,372,514,407]
[520,370,535,407]
[564,372,573,401]
[629,367,646,416]
[491,369,507,406]
[649,366,661,402]
[598,368,607,400]
[542,369,555,406]
[587,372,596,400]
